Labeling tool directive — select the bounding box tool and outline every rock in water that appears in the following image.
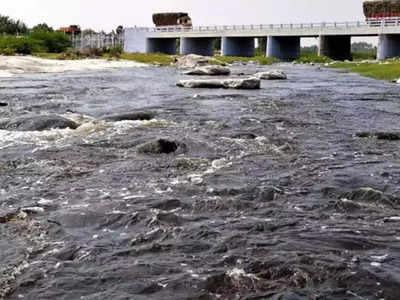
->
[356,131,400,141]
[102,111,156,122]
[177,79,225,89]
[0,102,7,107]
[340,187,394,207]
[183,65,231,76]
[177,77,260,89]
[137,139,180,154]
[1,115,78,131]
[255,70,287,80]
[175,54,213,68]
[223,78,261,89]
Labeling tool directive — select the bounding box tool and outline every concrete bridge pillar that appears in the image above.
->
[146,38,177,54]
[221,37,255,57]
[318,35,351,61]
[266,36,300,61]
[180,37,215,56]
[377,34,400,60]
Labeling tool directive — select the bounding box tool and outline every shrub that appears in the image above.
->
[30,31,72,53]
[103,45,123,58]
[0,36,44,55]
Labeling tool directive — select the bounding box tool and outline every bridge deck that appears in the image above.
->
[131,20,400,38]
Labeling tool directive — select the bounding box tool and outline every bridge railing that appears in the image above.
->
[135,18,400,33]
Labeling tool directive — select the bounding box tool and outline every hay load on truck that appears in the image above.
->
[152,13,192,28]
[59,25,81,35]
[363,0,400,21]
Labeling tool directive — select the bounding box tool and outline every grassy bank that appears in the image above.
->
[213,55,279,65]
[295,54,333,64]
[329,60,400,82]
[120,53,174,66]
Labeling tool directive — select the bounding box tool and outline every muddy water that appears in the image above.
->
[1,64,400,300]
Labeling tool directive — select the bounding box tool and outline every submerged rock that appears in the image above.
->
[356,131,400,141]
[183,65,231,76]
[0,115,78,131]
[137,139,180,154]
[102,111,156,122]
[177,77,260,89]
[255,70,287,80]
[340,187,394,207]
[230,132,257,140]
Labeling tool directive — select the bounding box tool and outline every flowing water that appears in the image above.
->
[1,64,400,300]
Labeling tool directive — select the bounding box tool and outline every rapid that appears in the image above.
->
[1,64,400,300]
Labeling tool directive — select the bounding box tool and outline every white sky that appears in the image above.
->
[3,0,366,32]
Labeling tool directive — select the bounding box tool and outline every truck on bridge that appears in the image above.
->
[364,0,400,21]
[152,13,192,28]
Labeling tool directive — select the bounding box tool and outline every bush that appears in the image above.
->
[103,45,123,58]
[0,36,44,55]
[30,31,72,53]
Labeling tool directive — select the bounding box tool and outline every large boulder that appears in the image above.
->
[102,111,156,122]
[255,70,287,80]
[183,65,231,76]
[175,54,213,68]
[177,77,260,89]
[0,115,78,131]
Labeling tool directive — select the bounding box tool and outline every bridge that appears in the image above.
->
[124,19,400,60]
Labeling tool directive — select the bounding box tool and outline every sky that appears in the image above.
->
[3,0,367,32]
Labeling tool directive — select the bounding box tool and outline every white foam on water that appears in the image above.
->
[0,117,174,150]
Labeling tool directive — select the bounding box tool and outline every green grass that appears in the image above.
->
[295,54,333,64]
[120,53,175,66]
[32,52,60,59]
[329,60,400,81]
[352,52,377,61]
[213,55,279,65]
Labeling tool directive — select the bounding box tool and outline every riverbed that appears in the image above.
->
[1,64,400,300]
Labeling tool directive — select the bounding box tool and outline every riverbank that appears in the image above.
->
[329,59,400,82]
[0,55,147,77]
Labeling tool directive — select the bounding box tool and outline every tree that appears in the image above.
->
[116,25,123,35]
[32,23,54,33]
[82,29,97,36]
[0,15,28,35]
[351,42,376,53]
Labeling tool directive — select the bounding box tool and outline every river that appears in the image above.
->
[1,64,400,300]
